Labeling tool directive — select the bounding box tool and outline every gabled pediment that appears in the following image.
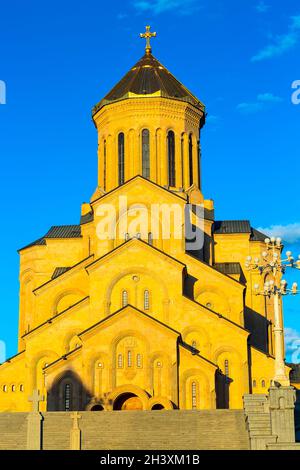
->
[85,238,186,274]
[91,175,187,208]
[79,304,181,341]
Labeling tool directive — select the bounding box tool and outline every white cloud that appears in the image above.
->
[132,0,200,15]
[206,115,220,124]
[236,92,282,114]
[252,14,300,62]
[257,222,300,244]
[256,1,270,13]
[257,92,283,103]
[285,328,300,363]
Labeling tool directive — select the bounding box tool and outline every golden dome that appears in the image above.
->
[92,52,205,116]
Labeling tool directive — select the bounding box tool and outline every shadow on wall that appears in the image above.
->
[215,370,232,409]
[244,307,270,354]
[46,370,106,411]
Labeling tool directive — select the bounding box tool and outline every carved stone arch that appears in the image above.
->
[105,266,169,316]
[147,396,174,410]
[111,329,150,361]
[180,368,212,409]
[212,345,242,365]
[84,351,110,395]
[107,384,150,410]
[52,288,86,316]
[111,330,150,389]
[29,350,60,393]
[195,283,231,317]
[149,351,172,399]
[20,268,35,283]
[62,330,82,354]
[181,325,211,356]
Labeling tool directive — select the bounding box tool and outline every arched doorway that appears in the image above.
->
[151,403,165,410]
[113,393,143,411]
[90,404,105,411]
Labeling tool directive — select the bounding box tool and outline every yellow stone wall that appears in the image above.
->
[0,78,289,413]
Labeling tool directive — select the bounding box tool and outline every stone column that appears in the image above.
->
[26,412,43,450]
[269,385,296,443]
[70,412,82,450]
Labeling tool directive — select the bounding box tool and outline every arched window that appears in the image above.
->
[122,290,128,307]
[148,232,153,245]
[224,359,229,383]
[253,380,257,388]
[144,290,150,310]
[142,129,150,179]
[167,130,176,187]
[20,384,24,392]
[118,132,125,185]
[64,383,72,411]
[136,232,141,239]
[127,350,132,367]
[103,139,107,191]
[192,381,197,409]
[261,380,266,388]
[118,354,123,368]
[192,340,197,350]
[189,134,193,186]
[11,385,15,392]
[125,233,130,241]
[2,385,7,392]
[137,353,142,368]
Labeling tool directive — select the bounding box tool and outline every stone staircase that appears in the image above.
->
[79,410,250,450]
[0,410,250,450]
[243,395,277,450]
[0,413,27,450]
[42,412,72,450]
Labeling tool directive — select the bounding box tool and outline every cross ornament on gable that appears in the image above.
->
[28,389,44,412]
[140,25,157,54]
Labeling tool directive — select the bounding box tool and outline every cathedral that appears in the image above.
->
[0,28,291,414]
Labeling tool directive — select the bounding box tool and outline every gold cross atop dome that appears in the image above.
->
[140,25,157,54]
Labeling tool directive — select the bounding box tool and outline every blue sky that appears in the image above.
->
[0,0,299,361]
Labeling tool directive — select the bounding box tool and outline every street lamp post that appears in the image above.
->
[245,236,300,386]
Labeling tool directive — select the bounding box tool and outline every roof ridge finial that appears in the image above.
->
[140,25,157,54]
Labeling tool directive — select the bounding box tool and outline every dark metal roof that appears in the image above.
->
[213,220,268,242]
[214,263,242,275]
[51,267,71,280]
[45,225,81,238]
[213,220,251,234]
[250,227,268,242]
[92,52,205,115]
[18,225,82,252]
[18,237,46,252]
[80,211,94,225]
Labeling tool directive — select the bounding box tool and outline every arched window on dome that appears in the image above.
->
[189,134,193,186]
[142,129,150,179]
[167,131,176,187]
[118,132,125,185]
